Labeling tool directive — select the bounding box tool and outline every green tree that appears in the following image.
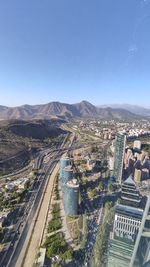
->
[108,183,116,192]
[88,189,95,199]
[98,181,103,191]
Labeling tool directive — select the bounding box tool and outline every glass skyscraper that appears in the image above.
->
[113,133,126,183]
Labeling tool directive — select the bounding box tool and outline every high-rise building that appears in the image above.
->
[61,165,73,192]
[124,149,133,170]
[113,133,126,183]
[60,156,71,178]
[107,176,143,267]
[142,168,149,180]
[108,156,114,171]
[121,175,141,207]
[134,169,142,183]
[129,196,150,267]
[113,204,143,242]
[64,179,79,215]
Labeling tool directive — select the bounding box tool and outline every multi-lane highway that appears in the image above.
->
[0,133,70,267]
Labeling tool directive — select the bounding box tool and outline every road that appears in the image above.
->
[1,152,52,267]
[17,161,60,267]
[0,133,69,267]
[82,192,105,267]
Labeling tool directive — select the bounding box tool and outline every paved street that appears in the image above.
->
[21,161,60,267]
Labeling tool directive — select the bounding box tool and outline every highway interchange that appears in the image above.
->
[0,133,69,267]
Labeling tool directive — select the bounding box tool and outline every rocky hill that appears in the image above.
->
[0,101,141,120]
[0,119,66,175]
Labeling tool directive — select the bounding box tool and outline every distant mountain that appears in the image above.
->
[0,101,143,120]
[99,104,150,117]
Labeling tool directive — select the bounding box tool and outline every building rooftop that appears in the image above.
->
[107,238,140,267]
[115,204,143,219]
[61,156,70,161]
[64,165,73,172]
[67,179,79,188]
[124,175,136,186]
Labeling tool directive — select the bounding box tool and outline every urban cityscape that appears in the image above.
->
[0,1,150,267]
[0,114,150,267]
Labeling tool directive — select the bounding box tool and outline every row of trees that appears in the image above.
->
[80,214,88,249]
[43,232,74,261]
[53,175,60,201]
[87,181,117,200]
[0,227,6,242]
[47,203,61,233]
[93,202,115,267]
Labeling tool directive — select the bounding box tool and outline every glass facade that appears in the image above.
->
[64,180,79,215]
[113,133,126,183]
[60,157,71,178]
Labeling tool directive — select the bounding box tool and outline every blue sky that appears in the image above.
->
[0,0,150,106]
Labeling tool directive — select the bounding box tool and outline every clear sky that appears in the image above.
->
[0,0,150,107]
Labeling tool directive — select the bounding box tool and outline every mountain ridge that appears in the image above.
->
[0,101,143,120]
[99,104,150,117]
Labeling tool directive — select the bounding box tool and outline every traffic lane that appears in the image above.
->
[6,160,58,267]
[1,143,64,266]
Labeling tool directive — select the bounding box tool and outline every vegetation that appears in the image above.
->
[98,181,103,191]
[47,203,61,233]
[108,183,117,192]
[53,178,60,201]
[0,119,66,175]
[43,232,74,261]
[93,202,115,267]
[0,188,29,210]
[80,214,88,249]
[142,143,150,154]
[87,188,96,199]
[0,227,6,242]
[66,215,83,245]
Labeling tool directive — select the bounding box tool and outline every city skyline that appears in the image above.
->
[0,0,150,106]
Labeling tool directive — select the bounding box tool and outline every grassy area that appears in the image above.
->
[53,175,60,201]
[66,215,83,245]
[80,214,88,249]
[47,203,61,233]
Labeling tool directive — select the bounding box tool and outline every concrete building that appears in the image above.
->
[64,179,79,215]
[108,156,114,171]
[121,175,141,207]
[87,159,96,171]
[113,204,143,242]
[113,133,126,183]
[134,169,142,183]
[142,168,149,180]
[129,196,150,267]
[124,149,133,170]
[133,140,142,151]
[107,175,143,267]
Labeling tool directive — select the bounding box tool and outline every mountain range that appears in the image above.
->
[99,104,150,117]
[0,101,145,120]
